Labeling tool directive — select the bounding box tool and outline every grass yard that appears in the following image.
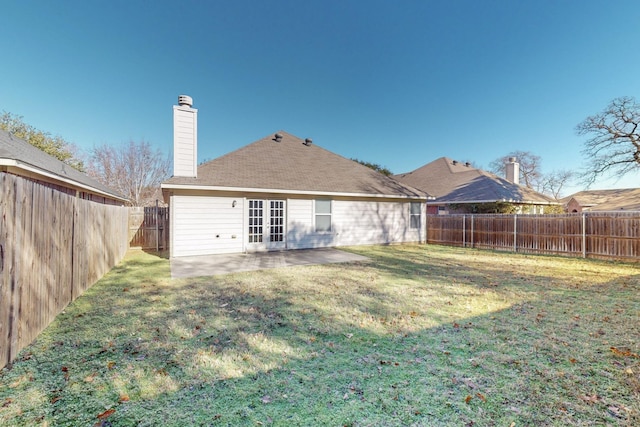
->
[1,245,639,426]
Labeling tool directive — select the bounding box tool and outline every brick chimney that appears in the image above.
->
[173,95,198,178]
[505,157,519,184]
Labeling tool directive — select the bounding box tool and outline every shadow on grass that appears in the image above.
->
[1,246,638,426]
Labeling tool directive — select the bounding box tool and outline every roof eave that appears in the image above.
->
[0,158,128,202]
[161,183,429,200]
[428,198,560,205]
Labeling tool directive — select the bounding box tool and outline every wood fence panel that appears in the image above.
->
[0,172,129,369]
[427,212,640,262]
[128,206,169,250]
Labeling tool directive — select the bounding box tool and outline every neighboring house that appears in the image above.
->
[161,96,428,257]
[562,188,640,212]
[393,157,558,214]
[0,129,126,204]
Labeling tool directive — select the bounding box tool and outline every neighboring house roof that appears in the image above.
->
[562,188,640,211]
[393,157,557,205]
[0,129,126,201]
[163,131,428,199]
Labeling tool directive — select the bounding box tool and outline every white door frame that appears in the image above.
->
[246,199,286,252]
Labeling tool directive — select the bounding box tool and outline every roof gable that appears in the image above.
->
[394,157,555,204]
[164,131,427,199]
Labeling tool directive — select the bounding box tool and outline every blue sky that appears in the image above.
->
[2,0,639,195]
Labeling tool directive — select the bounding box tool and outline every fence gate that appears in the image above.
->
[129,205,170,250]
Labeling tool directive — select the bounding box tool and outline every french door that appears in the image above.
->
[247,199,286,251]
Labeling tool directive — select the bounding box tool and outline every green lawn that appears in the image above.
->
[1,245,638,426]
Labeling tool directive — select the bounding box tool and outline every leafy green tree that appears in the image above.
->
[0,111,84,171]
[351,158,392,176]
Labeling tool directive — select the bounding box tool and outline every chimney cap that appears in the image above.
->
[178,95,193,107]
[508,156,517,163]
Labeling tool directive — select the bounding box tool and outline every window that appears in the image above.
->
[410,202,421,229]
[315,200,332,232]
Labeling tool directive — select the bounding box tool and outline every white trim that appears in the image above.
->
[0,158,127,202]
[161,183,428,200]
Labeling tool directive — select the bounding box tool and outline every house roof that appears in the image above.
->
[0,129,126,201]
[163,131,428,199]
[393,157,557,205]
[562,188,640,211]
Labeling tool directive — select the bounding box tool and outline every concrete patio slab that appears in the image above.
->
[170,248,369,278]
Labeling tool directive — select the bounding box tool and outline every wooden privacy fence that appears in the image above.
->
[129,205,169,250]
[427,212,640,261]
[0,172,129,368]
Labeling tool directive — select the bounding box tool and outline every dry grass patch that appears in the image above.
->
[0,245,638,426]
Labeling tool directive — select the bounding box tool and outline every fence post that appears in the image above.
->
[513,214,517,253]
[470,215,474,248]
[582,213,586,258]
[462,215,466,247]
[155,200,159,252]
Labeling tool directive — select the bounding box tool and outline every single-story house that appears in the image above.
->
[562,188,640,212]
[0,129,126,205]
[161,96,429,257]
[393,157,559,214]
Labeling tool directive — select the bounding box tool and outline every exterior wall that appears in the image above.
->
[171,194,244,257]
[170,192,425,257]
[565,198,583,213]
[332,200,423,246]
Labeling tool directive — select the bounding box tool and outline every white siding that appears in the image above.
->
[171,195,244,257]
[173,106,197,177]
[286,199,337,249]
[332,200,423,246]
[285,198,423,250]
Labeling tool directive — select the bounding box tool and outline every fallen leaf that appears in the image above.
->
[465,395,473,404]
[580,394,599,404]
[84,372,97,382]
[107,361,116,370]
[453,322,460,329]
[50,396,61,404]
[119,394,130,402]
[1,398,12,408]
[569,358,577,364]
[610,347,639,358]
[476,392,486,401]
[97,408,115,419]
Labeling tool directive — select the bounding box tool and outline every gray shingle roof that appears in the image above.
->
[394,157,556,204]
[0,129,125,200]
[562,188,640,211]
[163,131,428,199]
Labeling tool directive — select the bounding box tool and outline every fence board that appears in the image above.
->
[0,172,129,368]
[427,212,640,262]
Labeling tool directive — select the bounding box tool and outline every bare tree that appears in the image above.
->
[576,96,640,185]
[87,140,170,206]
[488,151,542,189]
[540,169,574,200]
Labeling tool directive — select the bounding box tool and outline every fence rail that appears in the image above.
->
[427,212,640,261]
[0,172,129,368]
